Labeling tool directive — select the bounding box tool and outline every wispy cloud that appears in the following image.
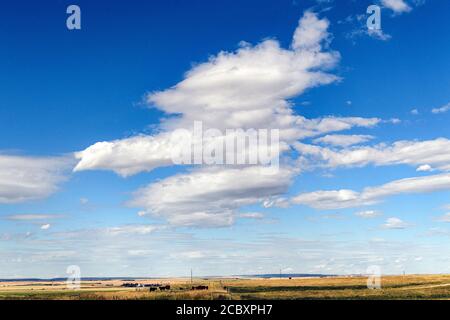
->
[0,155,73,204]
[355,210,383,219]
[383,217,411,229]
[437,213,450,223]
[293,173,450,209]
[381,0,412,14]
[5,214,65,221]
[295,138,450,172]
[432,102,450,114]
[313,134,374,147]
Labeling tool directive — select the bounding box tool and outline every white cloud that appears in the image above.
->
[387,118,401,124]
[292,11,330,51]
[437,213,450,223]
[411,108,419,115]
[104,225,160,236]
[147,12,340,137]
[171,251,207,259]
[368,29,392,41]
[381,0,412,13]
[130,166,295,228]
[416,164,433,172]
[70,11,378,228]
[363,173,450,200]
[0,155,72,204]
[313,134,374,147]
[127,249,153,256]
[295,138,450,172]
[52,225,165,241]
[74,116,380,177]
[5,214,64,221]
[383,217,410,229]
[137,211,146,217]
[166,211,234,228]
[74,12,384,178]
[74,133,179,177]
[293,189,362,209]
[432,103,450,114]
[346,27,392,42]
[238,212,265,219]
[292,117,380,140]
[263,197,289,208]
[355,210,382,219]
[293,173,450,209]
[73,8,386,184]
[40,224,51,230]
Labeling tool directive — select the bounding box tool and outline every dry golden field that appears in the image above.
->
[1,275,450,300]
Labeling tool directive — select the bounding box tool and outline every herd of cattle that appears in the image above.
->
[121,282,209,292]
[122,283,170,291]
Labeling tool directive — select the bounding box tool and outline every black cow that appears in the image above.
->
[159,285,170,291]
[192,285,208,290]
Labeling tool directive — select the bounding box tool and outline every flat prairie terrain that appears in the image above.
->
[1,275,450,300]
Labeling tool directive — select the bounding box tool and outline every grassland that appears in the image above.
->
[1,274,450,300]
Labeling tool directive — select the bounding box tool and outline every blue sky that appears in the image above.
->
[1,0,450,278]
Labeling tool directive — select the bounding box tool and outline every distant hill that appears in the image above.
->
[235,273,337,278]
[0,274,339,282]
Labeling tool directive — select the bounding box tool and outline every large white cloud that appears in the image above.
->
[71,12,394,227]
[0,155,71,203]
[129,166,295,228]
[148,11,339,134]
[74,12,381,177]
[74,116,380,176]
